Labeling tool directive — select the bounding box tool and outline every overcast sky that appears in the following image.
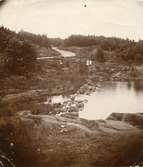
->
[0,0,143,40]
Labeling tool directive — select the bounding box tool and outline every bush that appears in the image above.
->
[4,37,37,75]
[96,47,105,62]
[0,26,37,76]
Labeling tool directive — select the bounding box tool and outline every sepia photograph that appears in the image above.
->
[0,0,143,166]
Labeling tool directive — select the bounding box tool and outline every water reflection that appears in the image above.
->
[79,81,143,120]
[133,80,143,93]
[44,81,143,120]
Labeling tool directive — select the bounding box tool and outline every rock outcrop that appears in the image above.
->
[107,113,143,129]
[0,114,142,167]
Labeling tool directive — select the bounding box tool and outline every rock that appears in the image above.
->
[1,90,49,105]
[68,106,79,113]
[17,110,32,117]
[60,124,66,128]
[76,101,84,109]
[77,82,97,95]
[107,113,143,129]
[1,115,142,167]
[60,112,79,119]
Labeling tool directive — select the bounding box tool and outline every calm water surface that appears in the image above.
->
[46,81,143,120]
[79,81,143,120]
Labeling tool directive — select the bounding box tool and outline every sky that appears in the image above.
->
[0,0,143,40]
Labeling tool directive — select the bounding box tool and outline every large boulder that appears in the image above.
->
[107,113,143,129]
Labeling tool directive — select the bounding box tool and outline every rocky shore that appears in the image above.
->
[59,46,143,82]
[0,80,143,166]
[0,47,143,167]
[0,113,143,167]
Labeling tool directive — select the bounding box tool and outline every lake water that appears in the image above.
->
[79,81,143,120]
[47,81,143,120]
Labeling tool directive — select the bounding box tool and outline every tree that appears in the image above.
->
[18,31,51,48]
[4,37,37,75]
[96,47,105,62]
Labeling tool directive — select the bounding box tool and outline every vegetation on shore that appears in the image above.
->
[0,26,53,77]
[1,26,143,81]
[0,27,36,76]
[0,26,143,167]
[62,35,143,63]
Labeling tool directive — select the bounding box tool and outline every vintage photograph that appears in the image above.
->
[0,0,143,166]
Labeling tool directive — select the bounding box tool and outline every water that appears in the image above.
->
[53,47,76,57]
[37,47,75,62]
[46,81,143,120]
[37,57,55,60]
[44,95,68,104]
[79,81,143,120]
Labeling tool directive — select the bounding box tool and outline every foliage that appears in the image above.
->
[4,37,37,75]
[95,47,105,62]
[63,35,134,51]
[0,26,37,76]
[64,35,143,63]
[18,30,51,48]
[118,40,143,63]
[48,38,64,46]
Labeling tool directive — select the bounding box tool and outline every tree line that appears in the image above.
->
[0,27,51,77]
[118,40,143,63]
[18,30,51,49]
[63,35,143,63]
[1,26,143,78]
[0,26,38,76]
[63,35,134,50]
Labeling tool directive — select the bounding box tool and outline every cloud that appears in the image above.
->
[0,0,143,40]
[137,0,143,6]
